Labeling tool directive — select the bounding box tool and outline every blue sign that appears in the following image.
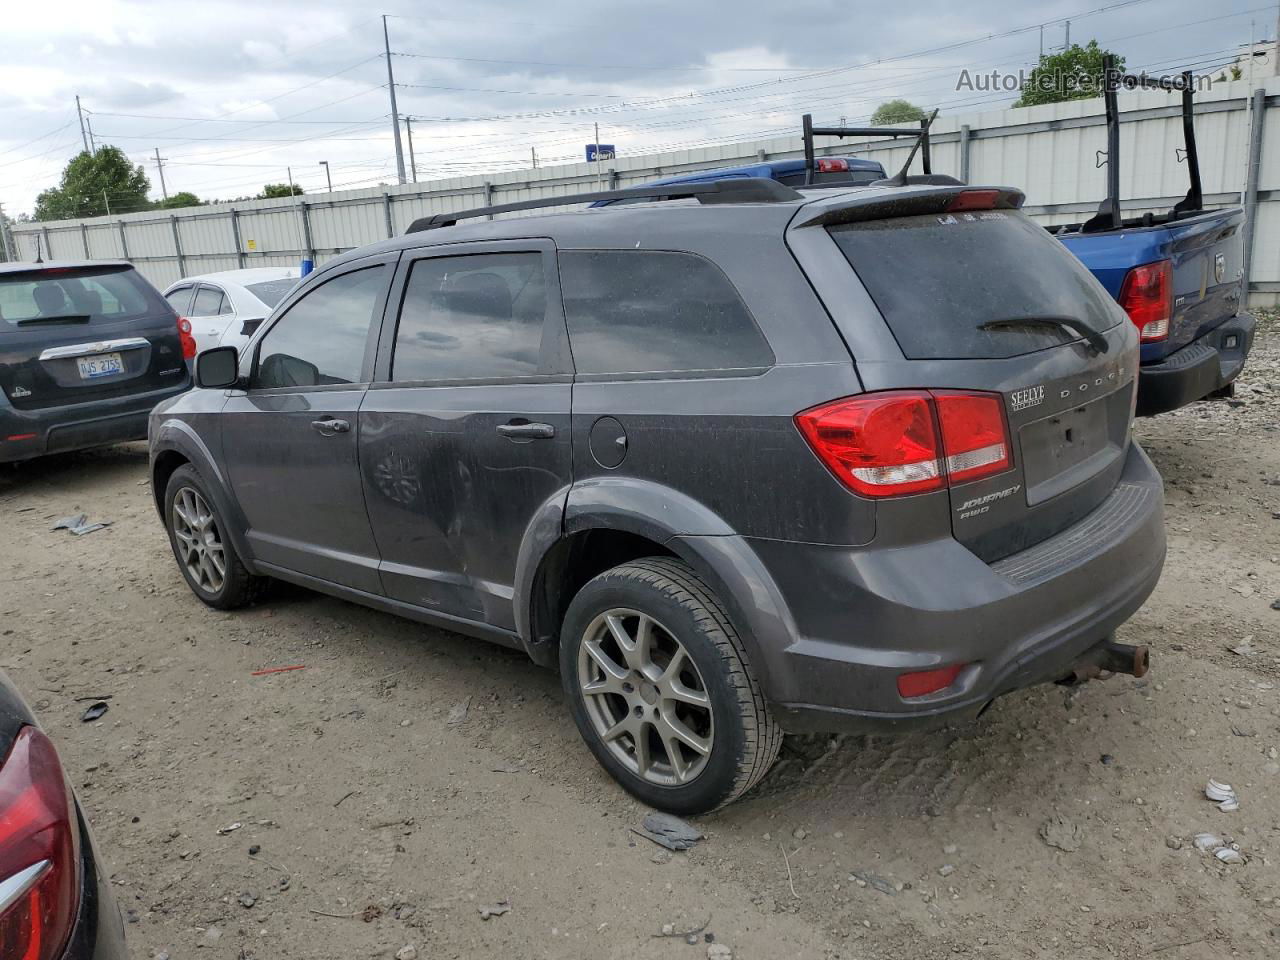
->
[586,144,616,162]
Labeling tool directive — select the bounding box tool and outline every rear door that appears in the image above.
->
[0,264,188,411]
[804,200,1136,562]
[360,239,573,629]
[220,256,394,593]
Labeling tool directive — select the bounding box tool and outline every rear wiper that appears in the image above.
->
[15,314,91,326]
[979,317,1109,355]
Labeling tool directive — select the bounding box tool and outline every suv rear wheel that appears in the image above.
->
[163,464,267,609]
[560,557,781,814]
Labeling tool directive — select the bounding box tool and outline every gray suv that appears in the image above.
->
[149,178,1166,813]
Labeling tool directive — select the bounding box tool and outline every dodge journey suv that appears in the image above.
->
[149,177,1166,813]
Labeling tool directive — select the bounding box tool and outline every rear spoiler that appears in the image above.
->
[792,185,1025,228]
[802,113,934,186]
[1083,56,1204,233]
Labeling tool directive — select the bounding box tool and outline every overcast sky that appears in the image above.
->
[0,0,1272,217]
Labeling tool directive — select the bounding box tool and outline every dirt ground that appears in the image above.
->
[2,316,1279,960]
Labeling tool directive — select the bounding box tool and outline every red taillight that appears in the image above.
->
[947,190,1000,211]
[897,663,966,699]
[0,727,79,960]
[817,157,850,173]
[1117,260,1171,342]
[795,391,943,497]
[177,316,196,359]
[4,435,37,443]
[932,391,1011,485]
[795,390,1012,498]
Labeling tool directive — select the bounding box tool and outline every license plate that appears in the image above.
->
[76,353,124,379]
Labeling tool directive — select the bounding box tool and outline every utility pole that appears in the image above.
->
[85,115,97,153]
[594,121,602,190]
[75,96,89,153]
[153,148,169,201]
[1064,20,1070,50]
[383,15,407,184]
[0,201,13,263]
[405,118,418,182]
[531,146,538,169]
[102,189,110,216]
[1039,25,1044,61]
[319,160,333,193]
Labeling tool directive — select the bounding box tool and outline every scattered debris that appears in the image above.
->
[80,701,109,722]
[478,900,510,920]
[1206,778,1239,811]
[707,944,732,960]
[938,864,956,877]
[217,822,243,835]
[361,904,382,922]
[248,845,260,856]
[1165,836,1183,850]
[447,697,472,725]
[51,513,111,536]
[1192,833,1224,853]
[1215,847,1244,865]
[653,917,711,940]
[1229,641,1257,657]
[1039,814,1083,852]
[1231,724,1257,737]
[394,946,417,960]
[632,812,703,851]
[792,827,807,840]
[238,892,257,909]
[490,763,521,774]
[250,665,306,677]
[781,843,800,899]
[850,870,897,895]
[333,791,357,808]
[1100,754,1115,765]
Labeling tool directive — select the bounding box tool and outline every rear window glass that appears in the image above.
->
[0,266,165,330]
[245,278,298,308]
[827,211,1121,359]
[560,250,773,375]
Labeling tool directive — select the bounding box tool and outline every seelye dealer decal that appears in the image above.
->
[1009,384,1045,412]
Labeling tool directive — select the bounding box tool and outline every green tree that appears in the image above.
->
[871,99,927,125]
[1015,40,1124,108]
[33,146,151,220]
[259,183,304,199]
[156,191,203,210]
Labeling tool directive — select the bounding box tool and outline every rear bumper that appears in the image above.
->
[0,378,190,463]
[64,804,127,960]
[1136,312,1256,416]
[735,442,1166,734]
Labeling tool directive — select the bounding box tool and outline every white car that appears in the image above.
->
[162,267,300,357]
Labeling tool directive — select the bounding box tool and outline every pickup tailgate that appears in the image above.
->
[1059,207,1244,362]
[825,205,1139,562]
[0,264,188,410]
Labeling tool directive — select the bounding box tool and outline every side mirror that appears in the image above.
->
[196,346,240,389]
[239,316,266,338]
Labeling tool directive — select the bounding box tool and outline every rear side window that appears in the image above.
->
[827,211,1121,359]
[559,250,773,375]
[165,287,192,314]
[244,278,298,308]
[253,266,385,388]
[191,286,226,316]
[0,266,165,330]
[391,252,547,382]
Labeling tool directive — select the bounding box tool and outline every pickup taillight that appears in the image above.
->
[1118,260,1172,343]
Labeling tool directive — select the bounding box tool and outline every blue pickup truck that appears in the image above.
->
[610,102,1254,416]
[1052,63,1255,416]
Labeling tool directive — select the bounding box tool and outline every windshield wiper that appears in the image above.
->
[979,317,1109,355]
[15,314,91,326]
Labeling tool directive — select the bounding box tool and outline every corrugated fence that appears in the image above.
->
[10,75,1280,303]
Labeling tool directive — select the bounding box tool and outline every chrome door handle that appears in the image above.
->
[496,421,555,440]
[311,418,350,435]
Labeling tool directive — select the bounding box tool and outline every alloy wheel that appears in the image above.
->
[171,486,226,595]
[577,608,714,786]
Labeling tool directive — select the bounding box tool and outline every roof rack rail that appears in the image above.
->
[405,177,803,233]
[802,113,933,186]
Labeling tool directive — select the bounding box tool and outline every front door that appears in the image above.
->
[221,256,395,594]
[359,240,573,629]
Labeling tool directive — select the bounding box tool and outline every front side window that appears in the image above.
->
[391,252,547,382]
[252,266,385,388]
[559,250,773,376]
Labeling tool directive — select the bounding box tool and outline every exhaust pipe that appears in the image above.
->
[1100,639,1149,678]
[1061,637,1150,685]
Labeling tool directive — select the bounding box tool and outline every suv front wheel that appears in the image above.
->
[560,557,781,814]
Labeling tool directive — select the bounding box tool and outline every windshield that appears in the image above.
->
[0,265,166,329]
[245,278,300,308]
[828,210,1122,359]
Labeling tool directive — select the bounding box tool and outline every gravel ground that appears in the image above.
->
[2,312,1278,960]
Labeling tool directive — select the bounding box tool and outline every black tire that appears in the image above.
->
[559,557,782,814]
[163,463,268,610]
